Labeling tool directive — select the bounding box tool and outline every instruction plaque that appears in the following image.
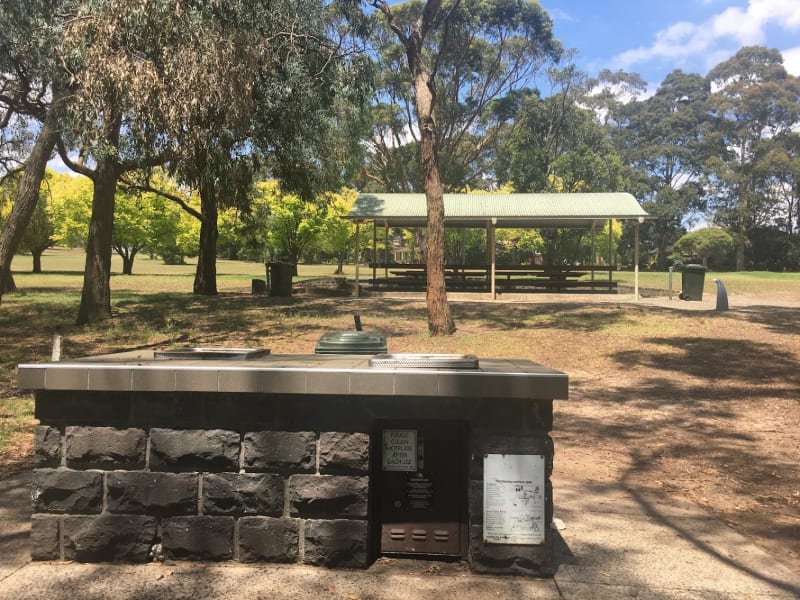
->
[382,429,417,472]
[483,454,546,545]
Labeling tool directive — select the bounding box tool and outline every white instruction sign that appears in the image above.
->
[382,429,417,472]
[483,454,546,545]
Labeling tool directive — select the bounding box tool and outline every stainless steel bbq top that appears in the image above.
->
[17,351,568,400]
[369,354,479,369]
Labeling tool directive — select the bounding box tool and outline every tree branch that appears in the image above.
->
[118,177,204,222]
[55,138,95,179]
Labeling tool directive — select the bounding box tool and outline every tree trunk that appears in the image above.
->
[77,157,119,325]
[121,251,136,275]
[415,85,456,335]
[193,180,218,295]
[0,94,62,294]
[414,70,455,335]
[32,252,43,273]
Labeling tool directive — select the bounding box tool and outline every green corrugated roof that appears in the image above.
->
[346,193,650,228]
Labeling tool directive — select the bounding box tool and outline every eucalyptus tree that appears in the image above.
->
[752,131,800,235]
[0,0,68,294]
[704,46,800,270]
[497,64,624,194]
[366,0,561,193]
[618,70,710,269]
[367,0,560,334]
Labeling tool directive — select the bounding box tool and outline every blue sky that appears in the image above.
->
[543,0,800,89]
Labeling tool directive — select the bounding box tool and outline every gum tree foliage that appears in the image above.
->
[751,131,800,235]
[364,0,561,193]
[704,46,800,270]
[367,0,560,335]
[0,0,69,295]
[497,64,625,194]
[55,0,371,323]
[617,70,710,269]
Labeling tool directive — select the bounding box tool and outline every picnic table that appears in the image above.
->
[369,263,618,293]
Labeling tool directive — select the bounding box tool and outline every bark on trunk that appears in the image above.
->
[77,157,119,325]
[0,95,62,294]
[408,28,454,335]
[121,252,136,275]
[32,252,43,273]
[193,180,218,295]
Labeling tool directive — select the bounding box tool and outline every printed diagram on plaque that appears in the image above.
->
[483,454,546,545]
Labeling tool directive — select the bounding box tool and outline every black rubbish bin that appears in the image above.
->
[679,264,706,301]
[267,261,295,297]
[314,331,388,355]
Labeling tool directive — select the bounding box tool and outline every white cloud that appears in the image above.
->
[612,0,800,71]
[548,8,576,23]
[782,46,800,75]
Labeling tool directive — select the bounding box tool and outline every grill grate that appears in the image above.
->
[369,353,479,369]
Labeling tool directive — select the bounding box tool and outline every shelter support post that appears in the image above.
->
[590,222,596,282]
[634,220,640,300]
[372,221,377,286]
[608,219,614,282]
[489,219,496,300]
[354,222,361,298]
[384,220,389,281]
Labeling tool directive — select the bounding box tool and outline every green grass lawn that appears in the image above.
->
[613,269,800,295]
[7,248,800,298]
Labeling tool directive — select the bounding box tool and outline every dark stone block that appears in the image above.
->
[131,394,205,429]
[202,473,284,516]
[243,431,316,473]
[31,469,103,514]
[34,426,61,467]
[468,524,554,577]
[318,432,370,474]
[202,395,278,430]
[62,515,157,563]
[30,514,60,560]
[35,391,131,427]
[303,519,368,568]
[162,516,234,561]
[238,517,299,563]
[65,426,146,469]
[106,471,198,516]
[149,428,240,472]
[289,475,368,518]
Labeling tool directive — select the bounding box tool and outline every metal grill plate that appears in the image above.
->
[369,354,479,369]
[154,347,271,360]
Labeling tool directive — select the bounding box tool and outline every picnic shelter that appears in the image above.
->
[345,192,651,298]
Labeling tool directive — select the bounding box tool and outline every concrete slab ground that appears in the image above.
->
[1,470,798,600]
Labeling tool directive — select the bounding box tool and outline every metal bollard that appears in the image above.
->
[713,278,729,311]
[51,334,63,362]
